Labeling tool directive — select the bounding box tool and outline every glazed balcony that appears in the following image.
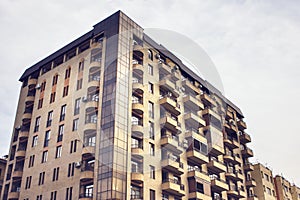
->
[237,120,247,130]
[188,192,211,200]
[161,157,184,175]
[246,178,257,187]
[162,178,185,196]
[241,147,254,158]
[159,96,180,116]
[131,172,144,184]
[200,93,217,107]
[182,79,200,95]
[210,176,229,192]
[207,159,226,173]
[184,111,206,128]
[243,162,254,172]
[186,148,208,164]
[159,79,179,97]
[183,95,204,111]
[239,132,251,144]
[160,134,182,154]
[187,169,210,182]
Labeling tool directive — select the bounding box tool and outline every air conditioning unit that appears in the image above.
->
[82,96,88,102]
[35,84,41,90]
[75,162,81,168]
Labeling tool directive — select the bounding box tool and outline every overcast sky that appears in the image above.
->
[1,0,299,184]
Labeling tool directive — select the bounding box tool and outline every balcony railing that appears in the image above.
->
[162,178,184,190]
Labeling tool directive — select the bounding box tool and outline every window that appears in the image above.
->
[63,86,69,97]
[50,92,56,103]
[57,125,64,142]
[52,74,58,86]
[25,176,32,189]
[78,61,84,72]
[36,195,43,200]
[66,187,73,200]
[38,98,43,109]
[150,189,155,200]
[264,173,269,181]
[65,67,71,79]
[74,98,80,115]
[196,182,204,193]
[34,117,41,132]
[149,121,154,139]
[72,118,79,131]
[44,130,51,147]
[148,64,153,75]
[52,167,59,181]
[84,185,93,198]
[267,187,272,195]
[32,135,38,147]
[76,78,83,90]
[150,143,155,156]
[41,151,48,163]
[38,172,45,185]
[70,140,77,153]
[47,111,53,127]
[60,105,66,121]
[148,50,153,60]
[55,146,62,158]
[148,82,154,94]
[40,81,46,92]
[148,101,154,118]
[28,155,35,167]
[67,163,75,177]
[50,191,57,200]
[150,165,155,179]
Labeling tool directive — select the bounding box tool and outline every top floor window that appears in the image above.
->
[90,48,102,63]
[148,50,153,60]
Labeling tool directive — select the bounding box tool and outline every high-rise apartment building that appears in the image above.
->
[274,175,295,200]
[1,11,256,200]
[0,158,7,198]
[251,163,276,200]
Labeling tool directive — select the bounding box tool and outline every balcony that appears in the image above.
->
[28,78,38,86]
[131,147,144,160]
[132,101,144,115]
[159,62,172,74]
[159,79,179,97]
[160,114,179,133]
[85,101,98,113]
[132,79,144,94]
[79,195,93,200]
[187,169,210,182]
[188,192,211,200]
[183,95,204,111]
[223,136,239,149]
[207,159,226,173]
[247,195,259,200]
[80,170,94,182]
[161,157,184,175]
[22,113,32,121]
[239,132,251,144]
[238,188,247,198]
[182,79,200,95]
[159,96,180,116]
[162,179,185,196]
[227,186,239,198]
[210,177,229,192]
[235,171,244,181]
[7,191,19,199]
[131,124,143,139]
[246,178,256,187]
[243,163,254,172]
[160,135,182,154]
[241,147,254,158]
[201,108,221,122]
[224,122,238,134]
[12,170,23,180]
[186,148,208,164]
[185,129,207,144]
[15,149,26,159]
[84,123,97,133]
[25,95,35,103]
[184,112,206,128]
[200,93,217,107]
[18,130,29,140]
[223,153,235,163]
[237,120,247,130]
[225,169,237,181]
[131,172,144,184]
[132,62,144,75]
[82,144,95,158]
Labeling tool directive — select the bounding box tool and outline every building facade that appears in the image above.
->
[0,158,7,198]
[1,11,256,200]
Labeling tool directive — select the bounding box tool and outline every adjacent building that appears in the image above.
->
[0,158,7,198]
[1,11,256,200]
